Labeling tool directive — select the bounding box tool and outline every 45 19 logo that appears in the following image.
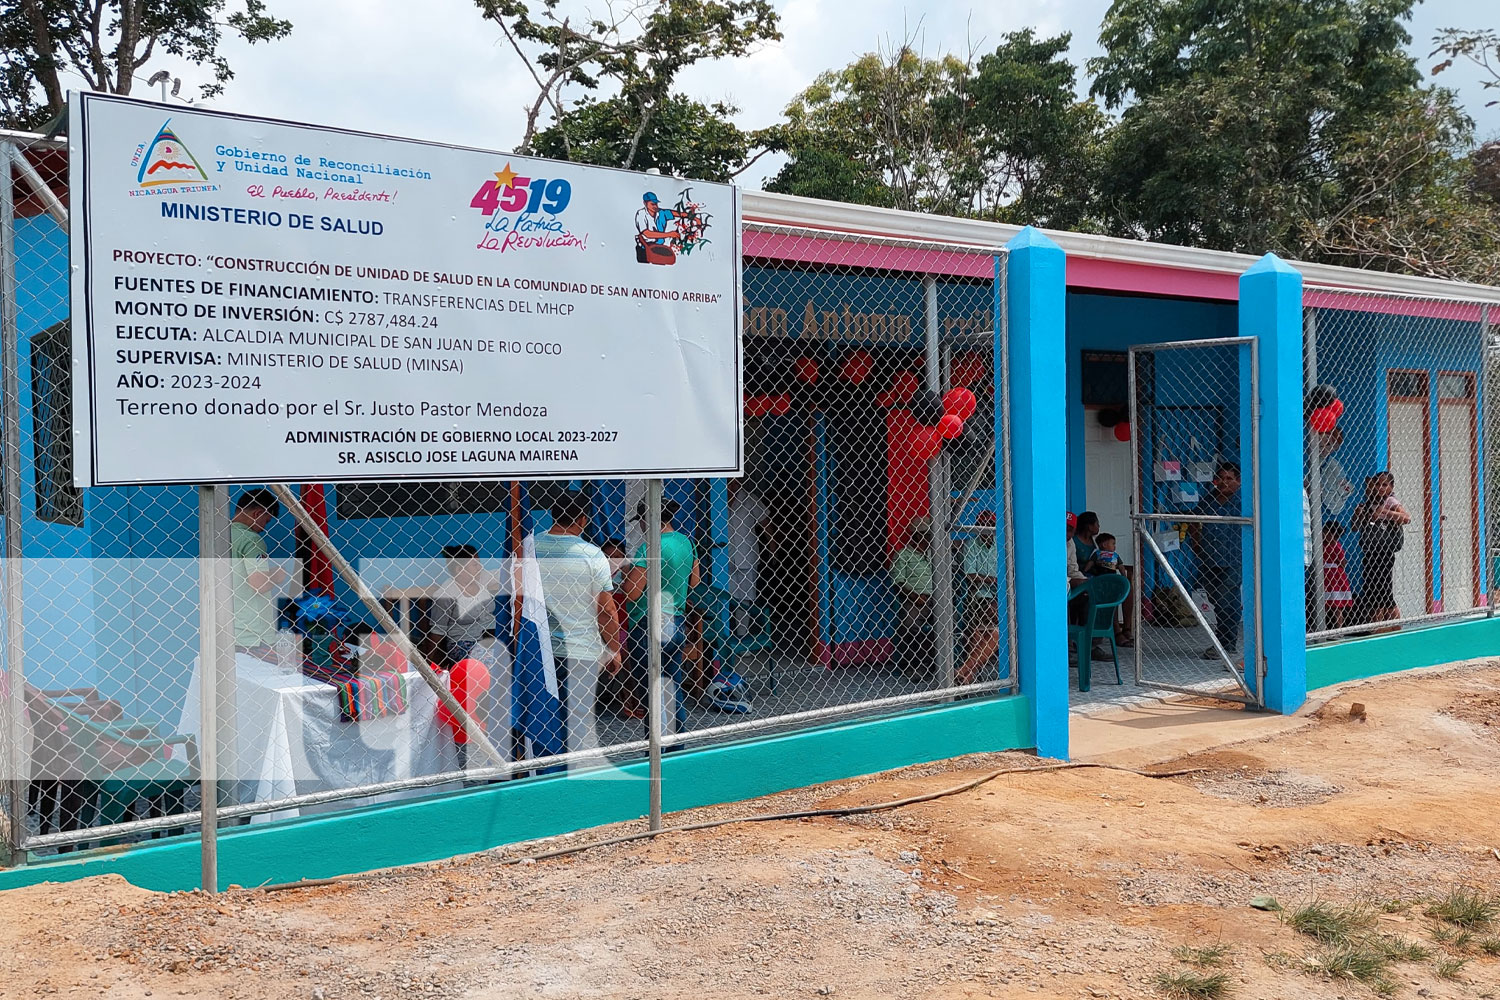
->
[470,162,586,254]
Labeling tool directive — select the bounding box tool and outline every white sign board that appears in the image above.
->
[69,92,742,486]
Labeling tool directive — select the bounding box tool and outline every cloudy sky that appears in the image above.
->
[100,0,1500,188]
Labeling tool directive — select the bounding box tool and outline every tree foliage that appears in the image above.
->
[1089,0,1424,255]
[476,0,779,168]
[1431,27,1500,107]
[0,0,292,130]
[532,93,759,181]
[766,31,1107,228]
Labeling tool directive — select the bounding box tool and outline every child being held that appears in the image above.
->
[1321,520,1354,629]
[1090,533,1122,574]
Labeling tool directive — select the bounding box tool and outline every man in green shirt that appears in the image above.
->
[230,488,287,654]
[890,518,935,680]
[620,498,699,727]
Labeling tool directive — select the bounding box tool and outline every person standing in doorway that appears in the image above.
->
[533,491,620,757]
[1188,462,1243,661]
[1352,472,1410,628]
[231,488,287,658]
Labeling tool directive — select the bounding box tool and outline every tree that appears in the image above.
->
[960,30,1108,228]
[767,31,1105,227]
[477,0,779,167]
[531,93,761,181]
[1089,0,1425,254]
[0,0,292,130]
[1304,90,1500,284]
[768,45,973,214]
[1431,27,1500,107]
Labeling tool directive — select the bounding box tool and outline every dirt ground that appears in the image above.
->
[5,661,1500,1000]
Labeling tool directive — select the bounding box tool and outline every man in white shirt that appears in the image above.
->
[533,491,620,756]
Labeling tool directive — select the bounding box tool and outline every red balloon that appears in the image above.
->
[942,387,978,421]
[1330,398,1345,418]
[939,414,964,440]
[1310,407,1337,433]
[794,358,819,384]
[437,658,492,744]
[1113,421,1131,442]
[840,348,874,384]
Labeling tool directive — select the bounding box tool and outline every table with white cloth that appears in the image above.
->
[175,646,510,823]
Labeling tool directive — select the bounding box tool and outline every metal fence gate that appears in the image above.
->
[0,127,1018,876]
[1127,338,1263,706]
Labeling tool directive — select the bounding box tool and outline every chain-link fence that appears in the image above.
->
[671,224,1014,750]
[1303,287,1493,642]
[1126,338,1262,705]
[0,130,1016,866]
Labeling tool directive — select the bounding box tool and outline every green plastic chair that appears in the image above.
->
[688,584,777,691]
[1067,574,1131,692]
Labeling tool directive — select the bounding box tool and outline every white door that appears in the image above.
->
[1083,412,1135,564]
[1438,375,1478,612]
[1387,383,1430,619]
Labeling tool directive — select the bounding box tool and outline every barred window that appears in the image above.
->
[30,320,82,526]
[334,480,512,520]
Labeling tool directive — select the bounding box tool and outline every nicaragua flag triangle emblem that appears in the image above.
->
[137,120,207,187]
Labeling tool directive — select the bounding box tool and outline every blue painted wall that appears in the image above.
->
[1312,308,1487,608]
[1065,291,1240,514]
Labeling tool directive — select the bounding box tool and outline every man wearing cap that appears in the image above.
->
[619,498,699,723]
[230,487,288,658]
[636,188,687,262]
[890,518,936,680]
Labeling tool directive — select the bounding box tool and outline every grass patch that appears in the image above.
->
[1172,943,1232,968]
[1426,887,1498,929]
[1373,936,1431,963]
[1379,898,1409,914]
[1285,901,1373,944]
[1306,944,1395,996]
[1154,969,1231,999]
[1479,937,1500,956]
[1435,956,1469,980]
[1433,924,1475,951]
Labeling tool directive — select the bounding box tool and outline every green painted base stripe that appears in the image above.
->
[0,694,1032,894]
[1306,617,1500,691]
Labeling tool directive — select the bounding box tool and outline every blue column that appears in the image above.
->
[1239,253,1307,714]
[1004,228,1068,759]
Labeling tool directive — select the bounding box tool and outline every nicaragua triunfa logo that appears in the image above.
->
[135,120,208,188]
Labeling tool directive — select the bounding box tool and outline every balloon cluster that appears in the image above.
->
[1308,383,1344,433]
[1095,407,1131,443]
[879,369,978,459]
